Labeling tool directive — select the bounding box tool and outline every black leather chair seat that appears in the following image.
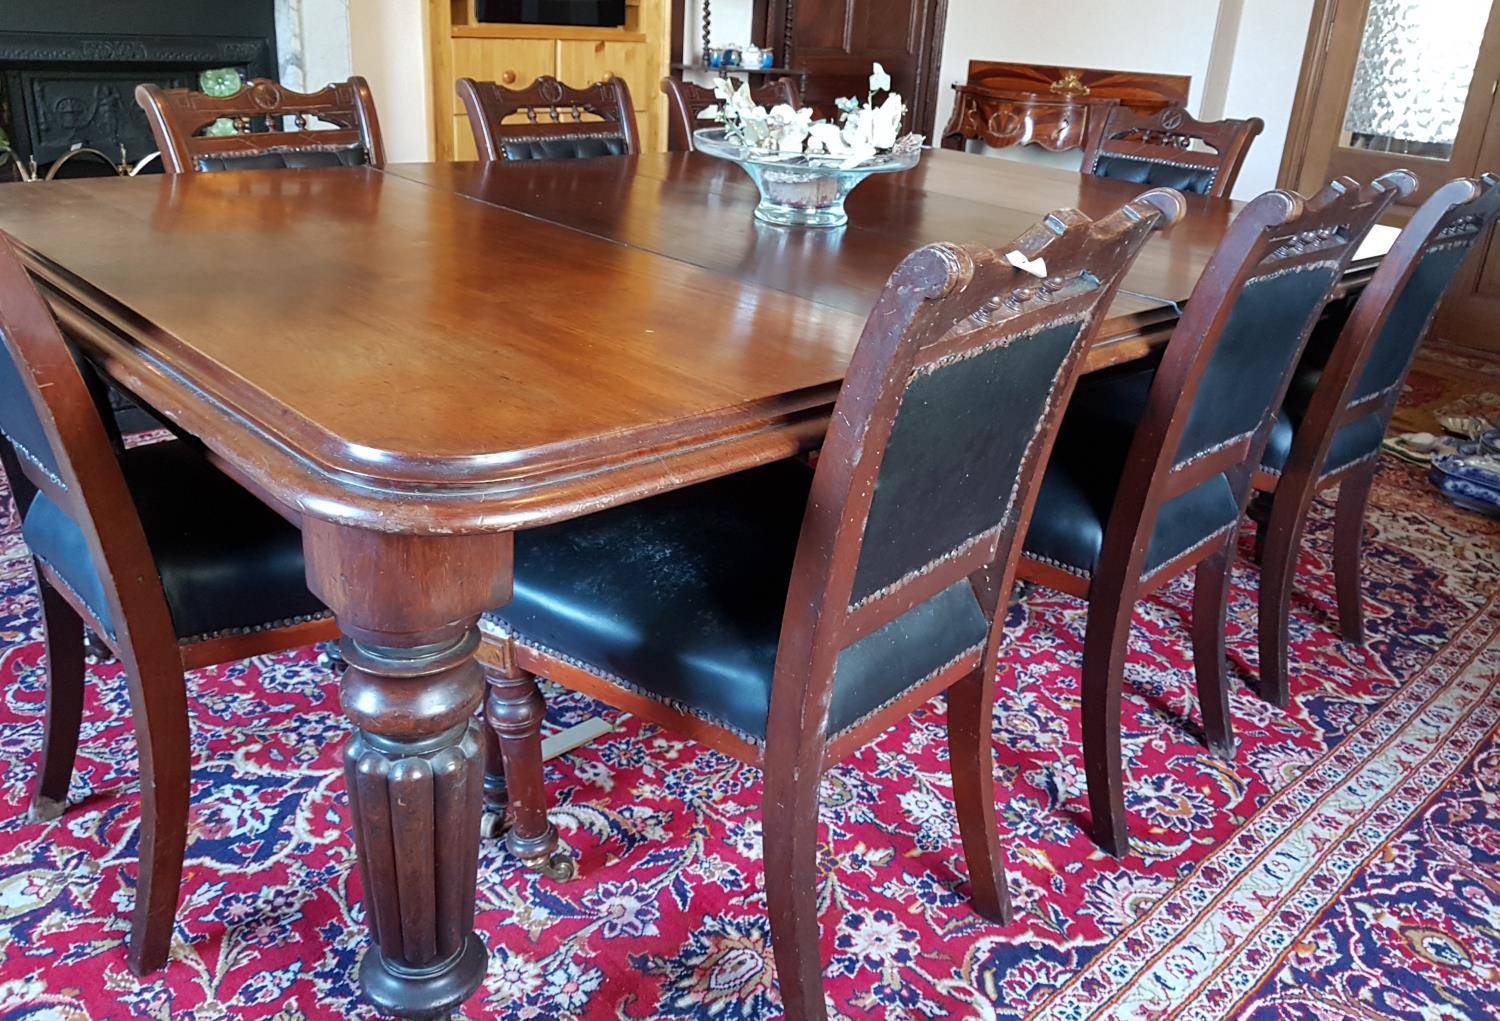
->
[486,460,990,743]
[195,145,368,172]
[500,136,631,160]
[1022,369,1240,577]
[1260,365,1385,476]
[23,440,325,641]
[1092,154,1217,195]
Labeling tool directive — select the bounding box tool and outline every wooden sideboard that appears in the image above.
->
[427,0,672,158]
[940,61,1190,153]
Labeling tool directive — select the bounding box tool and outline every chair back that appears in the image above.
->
[768,189,1186,748]
[135,77,385,174]
[1105,173,1410,586]
[1081,106,1264,198]
[1282,174,1500,480]
[1352,175,1500,407]
[457,76,640,161]
[0,232,173,647]
[661,76,801,152]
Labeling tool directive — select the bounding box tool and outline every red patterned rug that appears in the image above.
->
[0,444,1496,1018]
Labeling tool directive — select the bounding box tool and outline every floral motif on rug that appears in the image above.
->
[0,453,1494,1020]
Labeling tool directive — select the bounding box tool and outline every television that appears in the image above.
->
[476,0,626,27]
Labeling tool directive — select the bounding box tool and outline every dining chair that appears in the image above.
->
[0,231,339,975]
[1080,105,1264,199]
[661,75,801,151]
[457,75,640,161]
[1250,173,1500,706]
[1015,172,1408,858]
[478,190,1185,1020]
[135,76,385,174]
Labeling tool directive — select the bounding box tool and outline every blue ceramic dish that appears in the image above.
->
[1429,449,1500,517]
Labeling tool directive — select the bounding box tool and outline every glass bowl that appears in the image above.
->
[694,128,921,227]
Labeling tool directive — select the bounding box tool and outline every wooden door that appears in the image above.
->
[1433,99,1500,353]
[1285,0,1500,208]
[1284,0,1500,351]
[770,0,947,136]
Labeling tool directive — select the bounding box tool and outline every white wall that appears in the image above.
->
[349,1,434,162]
[275,0,353,92]
[1217,0,1318,197]
[682,0,755,64]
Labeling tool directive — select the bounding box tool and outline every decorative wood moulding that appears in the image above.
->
[941,61,1191,153]
[0,30,268,66]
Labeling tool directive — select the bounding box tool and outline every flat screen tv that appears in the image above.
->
[476,0,626,27]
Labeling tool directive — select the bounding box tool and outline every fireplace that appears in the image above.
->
[0,1,276,179]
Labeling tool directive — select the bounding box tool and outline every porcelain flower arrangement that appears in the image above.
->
[701,63,924,169]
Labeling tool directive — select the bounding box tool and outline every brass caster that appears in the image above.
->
[524,851,577,882]
[479,809,508,840]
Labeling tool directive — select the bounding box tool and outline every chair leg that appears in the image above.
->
[1255,484,1313,710]
[1333,462,1376,644]
[945,669,1011,924]
[1080,584,1137,858]
[30,567,85,822]
[122,654,192,976]
[762,755,829,1021]
[1245,490,1273,566]
[1191,544,1236,758]
[483,656,573,881]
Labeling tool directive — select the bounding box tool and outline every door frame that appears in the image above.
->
[1277,0,1341,189]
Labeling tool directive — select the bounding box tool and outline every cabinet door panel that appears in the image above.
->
[453,115,480,162]
[451,38,556,91]
[557,40,647,109]
[790,0,937,121]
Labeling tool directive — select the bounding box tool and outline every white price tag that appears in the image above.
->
[1005,250,1048,278]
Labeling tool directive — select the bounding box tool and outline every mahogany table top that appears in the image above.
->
[0,152,1393,533]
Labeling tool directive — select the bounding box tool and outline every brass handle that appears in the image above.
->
[501,70,516,85]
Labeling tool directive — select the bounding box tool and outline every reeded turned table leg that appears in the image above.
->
[304,522,514,1020]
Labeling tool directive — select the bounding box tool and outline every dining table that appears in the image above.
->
[0,148,1397,1019]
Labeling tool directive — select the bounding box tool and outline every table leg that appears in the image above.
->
[481,644,575,881]
[304,522,514,1020]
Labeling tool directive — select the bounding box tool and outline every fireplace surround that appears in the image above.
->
[0,2,276,177]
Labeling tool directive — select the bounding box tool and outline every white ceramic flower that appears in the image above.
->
[869,93,906,150]
[838,110,877,167]
[768,104,813,154]
[710,63,921,158]
[806,121,847,156]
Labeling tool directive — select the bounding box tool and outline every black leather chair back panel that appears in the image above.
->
[194,144,369,172]
[849,318,1086,605]
[829,578,989,735]
[1352,239,1472,402]
[1091,155,1217,196]
[1174,263,1339,466]
[500,135,632,160]
[0,326,65,485]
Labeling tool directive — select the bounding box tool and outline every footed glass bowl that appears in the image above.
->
[694,128,921,227]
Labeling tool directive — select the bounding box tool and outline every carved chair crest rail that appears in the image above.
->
[134,76,385,174]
